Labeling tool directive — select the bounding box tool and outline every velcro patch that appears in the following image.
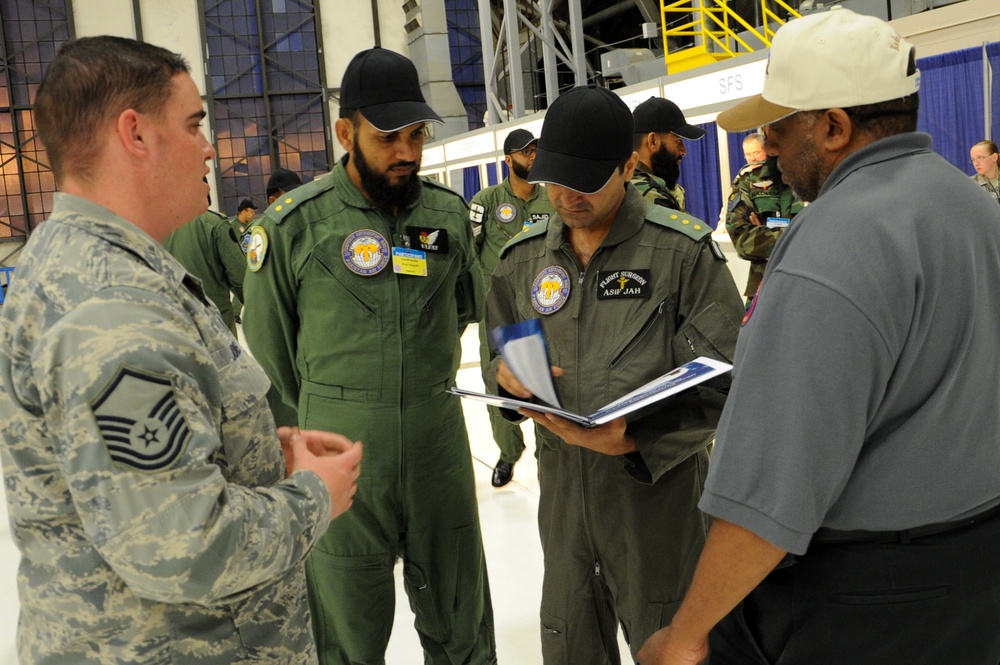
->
[597,269,651,299]
[91,367,192,472]
[469,203,485,223]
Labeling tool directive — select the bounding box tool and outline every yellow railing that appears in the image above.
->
[661,0,800,73]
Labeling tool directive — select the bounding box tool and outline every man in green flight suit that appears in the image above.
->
[630,96,705,211]
[163,205,246,334]
[485,86,744,665]
[469,128,555,487]
[725,152,805,303]
[231,197,257,248]
[242,46,496,665]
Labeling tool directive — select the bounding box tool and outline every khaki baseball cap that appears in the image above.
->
[717,7,920,132]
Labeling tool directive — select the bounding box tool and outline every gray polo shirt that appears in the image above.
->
[701,133,1000,554]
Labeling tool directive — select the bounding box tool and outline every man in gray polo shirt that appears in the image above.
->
[640,8,1000,665]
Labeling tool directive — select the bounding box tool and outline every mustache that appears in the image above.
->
[390,161,418,169]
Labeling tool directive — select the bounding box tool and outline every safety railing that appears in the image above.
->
[661,0,801,72]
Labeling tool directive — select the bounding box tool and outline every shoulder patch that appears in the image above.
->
[644,202,713,241]
[91,367,192,473]
[247,226,269,272]
[266,174,336,224]
[500,217,549,258]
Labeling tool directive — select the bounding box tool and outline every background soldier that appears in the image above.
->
[243,47,496,665]
[631,96,705,211]
[469,128,555,487]
[0,35,360,665]
[724,151,804,302]
[163,206,247,333]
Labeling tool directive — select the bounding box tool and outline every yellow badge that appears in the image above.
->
[391,247,428,277]
[247,226,269,273]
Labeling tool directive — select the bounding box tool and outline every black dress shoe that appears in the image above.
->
[491,459,514,487]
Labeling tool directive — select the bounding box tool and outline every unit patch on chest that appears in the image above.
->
[496,203,517,223]
[531,265,571,315]
[596,269,651,299]
[404,227,449,253]
[342,229,390,276]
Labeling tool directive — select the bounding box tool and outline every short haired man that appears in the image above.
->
[639,9,1000,665]
[724,149,804,302]
[233,197,257,238]
[266,167,303,204]
[163,205,247,333]
[469,128,555,487]
[485,85,743,664]
[741,132,766,164]
[0,36,361,665]
[243,47,496,665]
[631,96,705,211]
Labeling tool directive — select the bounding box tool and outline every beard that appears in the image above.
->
[510,159,530,180]
[354,139,422,211]
[779,138,827,203]
[649,144,681,189]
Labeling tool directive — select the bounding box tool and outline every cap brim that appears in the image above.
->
[362,101,444,132]
[527,147,620,194]
[673,124,706,140]
[717,94,796,132]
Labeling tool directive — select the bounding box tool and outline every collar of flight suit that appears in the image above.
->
[544,183,647,254]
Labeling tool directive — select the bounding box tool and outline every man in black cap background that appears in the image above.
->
[483,85,743,665]
[266,167,303,205]
[243,46,495,665]
[469,128,555,487]
[231,197,257,252]
[631,97,706,212]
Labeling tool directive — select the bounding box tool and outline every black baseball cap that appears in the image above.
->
[503,129,537,154]
[528,86,634,194]
[238,198,256,212]
[632,97,706,140]
[340,47,443,132]
[266,168,302,198]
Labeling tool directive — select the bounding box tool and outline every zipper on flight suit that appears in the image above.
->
[561,242,608,602]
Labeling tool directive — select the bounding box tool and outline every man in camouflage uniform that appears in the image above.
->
[485,86,743,665]
[630,97,705,211]
[0,36,362,665]
[725,153,805,302]
[469,128,555,487]
[164,207,247,334]
[243,47,496,665]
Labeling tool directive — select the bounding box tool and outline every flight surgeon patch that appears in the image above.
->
[92,367,192,472]
[342,229,390,276]
[531,265,571,315]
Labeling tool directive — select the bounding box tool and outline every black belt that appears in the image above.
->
[812,501,1000,545]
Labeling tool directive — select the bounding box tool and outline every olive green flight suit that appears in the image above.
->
[485,186,743,665]
[163,209,245,334]
[243,158,496,665]
[725,160,805,298]
[469,178,555,465]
